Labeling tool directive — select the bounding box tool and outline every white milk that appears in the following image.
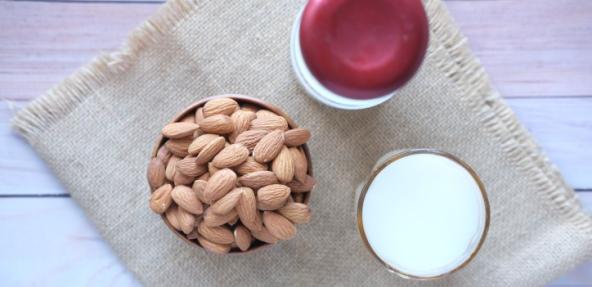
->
[359,152,488,278]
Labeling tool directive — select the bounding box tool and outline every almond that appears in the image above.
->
[203,98,239,117]
[284,128,311,147]
[208,162,220,176]
[235,129,268,151]
[272,146,294,183]
[257,184,291,210]
[173,172,194,186]
[203,208,238,227]
[188,134,220,155]
[195,136,226,165]
[165,156,180,181]
[253,130,284,163]
[238,171,278,190]
[165,205,181,231]
[197,172,210,181]
[198,222,234,244]
[287,175,316,193]
[251,116,288,131]
[192,179,208,202]
[229,110,256,142]
[171,185,203,215]
[263,211,296,240]
[293,193,305,203]
[197,235,231,254]
[234,225,253,251]
[236,187,262,232]
[203,168,237,204]
[186,230,199,240]
[147,158,165,190]
[210,144,248,169]
[165,137,193,157]
[251,225,279,244]
[199,114,234,134]
[255,109,279,118]
[177,207,196,234]
[180,114,196,123]
[241,104,259,113]
[176,156,207,177]
[235,157,268,175]
[195,107,205,123]
[210,188,242,215]
[156,145,172,163]
[228,216,239,226]
[149,184,173,214]
[278,202,311,224]
[290,147,308,183]
[162,122,200,139]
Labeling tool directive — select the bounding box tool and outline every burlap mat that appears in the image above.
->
[13,0,592,286]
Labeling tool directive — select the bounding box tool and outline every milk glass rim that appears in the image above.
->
[356,148,491,280]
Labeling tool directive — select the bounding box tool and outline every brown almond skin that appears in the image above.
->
[192,179,208,202]
[251,225,279,244]
[287,175,316,193]
[203,209,238,227]
[234,225,253,251]
[164,137,193,157]
[171,185,204,215]
[236,187,262,232]
[253,130,285,163]
[177,207,196,234]
[180,114,196,123]
[203,98,239,117]
[203,169,237,204]
[197,235,231,254]
[278,202,311,224]
[235,157,268,175]
[188,134,220,155]
[272,146,295,183]
[199,114,234,134]
[162,122,200,139]
[290,147,308,183]
[147,158,166,190]
[229,110,256,142]
[195,107,205,123]
[198,222,234,244]
[210,188,242,215]
[149,184,173,214]
[165,206,181,231]
[238,171,278,190]
[284,128,311,147]
[212,144,249,168]
[293,193,305,203]
[173,171,195,186]
[176,156,207,177]
[234,129,268,151]
[165,156,180,181]
[197,172,210,181]
[257,184,291,210]
[255,109,278,118]
[250,116,288,132]
[195,136,226,165]
[156,145,172,163]
[263,211,296,240]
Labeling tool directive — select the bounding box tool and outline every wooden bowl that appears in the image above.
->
[149,94,314,253]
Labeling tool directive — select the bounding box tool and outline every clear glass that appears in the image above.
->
[290,9,395,110]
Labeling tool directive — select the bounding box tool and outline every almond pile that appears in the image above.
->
[147,97,315,254]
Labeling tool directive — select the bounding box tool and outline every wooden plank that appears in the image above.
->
[2,97,591,195]
[1,0,591,101]
[0,198,140,287]
[0,196,589,286]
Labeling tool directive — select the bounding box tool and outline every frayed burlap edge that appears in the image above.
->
[12,0,592,262]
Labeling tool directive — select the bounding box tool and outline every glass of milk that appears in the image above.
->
[356,149,490,279]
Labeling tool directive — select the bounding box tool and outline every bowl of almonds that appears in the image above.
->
[147,95,315,254]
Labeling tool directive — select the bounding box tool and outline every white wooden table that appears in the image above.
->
[1,0,591,285]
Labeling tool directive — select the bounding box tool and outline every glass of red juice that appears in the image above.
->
[290,0,429,110]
